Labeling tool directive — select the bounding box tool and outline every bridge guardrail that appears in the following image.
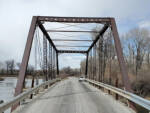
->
[0,78,61,113]
[85,79,150,111]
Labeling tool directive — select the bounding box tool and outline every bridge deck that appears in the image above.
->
[14,77,135,113]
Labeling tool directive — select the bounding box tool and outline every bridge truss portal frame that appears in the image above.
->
[14,16,134,110]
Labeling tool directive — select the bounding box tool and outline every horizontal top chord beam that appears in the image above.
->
[56,45,90,47]
[58,50,87,53]
[52,39,94,42]
[38,16,111,24]
[47,30,99,33]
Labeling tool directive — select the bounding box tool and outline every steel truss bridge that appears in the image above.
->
[0,16,150,113]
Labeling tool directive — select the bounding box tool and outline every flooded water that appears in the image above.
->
[0,77,43,113]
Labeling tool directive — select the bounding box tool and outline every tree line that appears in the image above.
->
[122,27,150,97]
[80,27,150,97]
[60,66,80,76]
[0,59,34,76]
[0,59,80,77]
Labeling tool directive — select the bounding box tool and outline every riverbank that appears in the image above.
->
[0,75,44,79]
[0,77,4,81]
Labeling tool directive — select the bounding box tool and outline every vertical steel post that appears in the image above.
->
[90,50,92,79]
[12,16,37,111]
[85,52,89,77]
[43,35,48,81]
[91,48,93,80]
[50,44,52,79]
[51,48,54,79]
[56,52,59,75]
[48,44,51,80]
[94,44,97,81]
[50,47,53,79]
[53,50,56,78]
[99,39,101,82]
[89,50,91,79]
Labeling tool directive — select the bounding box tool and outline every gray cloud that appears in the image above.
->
[0,0,150,68]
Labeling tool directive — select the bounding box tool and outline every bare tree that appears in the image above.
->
[27,65,34,75]
[5,60,15,75]
[0,62,4,75]
[60,66,80,76]
[80,59,86,75]
[0,62,3,69]
[124,28,150,79]
[5,61,10,74]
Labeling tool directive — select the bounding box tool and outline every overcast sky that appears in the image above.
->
[0,0,150,69]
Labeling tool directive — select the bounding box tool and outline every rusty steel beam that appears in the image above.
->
[56,52,59,75]
[14,16,37,96]
[110,18,136,111]
[48,43,52,80]
[85,52,89,77]
[110,18,132,92]
[12,16,38,111]
[47,30,99,33]
[58,50,87,53]
[37,21,57,52]
[56,45,90,47]
[52,39,94,42]
[43,35,48,81]
[87,24,109,52]
[38,16,111,24]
